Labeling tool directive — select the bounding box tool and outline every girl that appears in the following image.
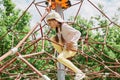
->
[46,11,85,80]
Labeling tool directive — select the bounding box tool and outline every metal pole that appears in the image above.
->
[55,5,65,80]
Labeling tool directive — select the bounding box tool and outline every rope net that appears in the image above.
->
[0,0,120,80]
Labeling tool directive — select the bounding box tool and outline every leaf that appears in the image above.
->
[108,51,116,59]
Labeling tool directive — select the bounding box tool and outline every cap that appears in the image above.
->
[46,11,64,22]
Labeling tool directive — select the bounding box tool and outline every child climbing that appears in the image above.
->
[46,11,85,80]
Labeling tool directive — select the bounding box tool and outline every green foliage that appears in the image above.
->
[0,0,31,56]
[3,0,15,16]
[0,0,31,79]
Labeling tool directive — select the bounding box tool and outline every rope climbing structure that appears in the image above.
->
[0,0,120,80]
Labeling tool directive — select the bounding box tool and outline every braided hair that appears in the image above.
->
[55,22,65,44]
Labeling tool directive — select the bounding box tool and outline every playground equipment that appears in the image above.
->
[0,0,120,80]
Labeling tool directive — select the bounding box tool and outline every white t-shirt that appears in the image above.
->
[56,23,81,50]
[61,23,81,43]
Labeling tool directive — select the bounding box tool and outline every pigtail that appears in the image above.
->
[55,23,65,44]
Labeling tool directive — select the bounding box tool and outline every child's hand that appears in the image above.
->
[65,42,74,50]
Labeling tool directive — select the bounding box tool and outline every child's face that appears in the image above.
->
[47,19,59,29]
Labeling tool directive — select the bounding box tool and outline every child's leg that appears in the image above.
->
[57,50,82,73]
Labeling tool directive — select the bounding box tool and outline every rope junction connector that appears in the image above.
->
[11,47,18,55]
[17,54,23,60]
[37,21,41,25]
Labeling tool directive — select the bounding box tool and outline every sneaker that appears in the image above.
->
[74,72,85,80]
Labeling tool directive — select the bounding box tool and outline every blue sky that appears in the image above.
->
[12,0,120,27]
